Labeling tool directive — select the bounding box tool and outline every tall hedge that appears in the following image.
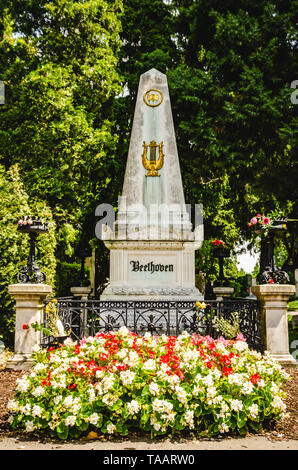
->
[0,164,56,349]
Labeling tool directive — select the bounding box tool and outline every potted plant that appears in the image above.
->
[247,211,287,236]
[248,211,289,284]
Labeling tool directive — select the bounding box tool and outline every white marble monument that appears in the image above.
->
[101,69,203,300]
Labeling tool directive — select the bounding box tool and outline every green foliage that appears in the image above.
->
[213,312,241,340]
[0,0,123,281]
[0,165,56,348]
[55,261,86,297]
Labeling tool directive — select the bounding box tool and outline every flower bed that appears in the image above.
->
[7,328,290,439]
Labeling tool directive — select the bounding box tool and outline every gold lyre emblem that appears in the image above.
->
[142,140,164,177]
[143,88,163,107]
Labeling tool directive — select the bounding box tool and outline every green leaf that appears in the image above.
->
[56,422,69,440]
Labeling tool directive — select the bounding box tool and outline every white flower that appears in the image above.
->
[32,405,43,418]
[33,362,47,372]
[219,422,229,433]
[184,410,194,429]
[107,423,116,434]
[228,373,244,386]
[149,382,160,396]
[143,359,156,371]
[32,344,41,353]
[271,396,286,411]
[54,395,63,404]
[248,404,259,419]
[119,326,130,336]
[25,420,35,432]
[63,396,74,408]
[89,413,100,425]
[202,374,214,387]
[88,387,96,403]
[20,404,31,416]
[16,376,30,392]
[71,397,81,414]
[7,399,19,412]
[127,400,140,415]
[230,399,243,412]
[175,386,188,404]
[32,386,45,398]
[152,399,173,414]
[65,415,76,426]
[270,382,279,395]
[102,374,115,392]
[95,369,105,379]
[233,341,248,352]
[241,381,254,395]
[120,370,135,386]
[126,351,140,368]
[102,393,118,406]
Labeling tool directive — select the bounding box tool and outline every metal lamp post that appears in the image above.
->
[256,219,290,284]
[16,216,49,283]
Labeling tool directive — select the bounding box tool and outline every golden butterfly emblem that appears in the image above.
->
[143,88,163,107]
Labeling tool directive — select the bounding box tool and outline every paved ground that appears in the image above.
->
[0,434,297,450]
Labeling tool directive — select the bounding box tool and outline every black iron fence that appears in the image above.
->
[42,298,263,351]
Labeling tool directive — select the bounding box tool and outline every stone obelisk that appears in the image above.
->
[101,68,203,300]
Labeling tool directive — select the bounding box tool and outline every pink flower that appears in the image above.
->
[250,217,258,225]
[257,214,261,218]
[236,333,246,342]
[262,217,270,225]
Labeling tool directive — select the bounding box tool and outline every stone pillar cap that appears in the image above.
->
[70,286,92,293]
[252,284,295,296]
[8,283,52,295]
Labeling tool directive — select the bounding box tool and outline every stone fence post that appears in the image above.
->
[252,284,296,366]
[213,286,234,301]
[6,283,52,370]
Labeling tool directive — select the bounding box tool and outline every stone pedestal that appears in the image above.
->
[252,284,297,366]
[6,283,52,370]
[213,286,234,301]
[70,286,91,300]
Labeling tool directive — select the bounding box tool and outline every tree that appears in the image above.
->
[0,0,123,259]
[0,164,56,348]
[169,0,298,267]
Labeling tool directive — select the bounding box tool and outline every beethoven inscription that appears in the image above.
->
[130,260,174,273]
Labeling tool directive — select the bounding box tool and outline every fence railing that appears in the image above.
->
[42,298,263,351]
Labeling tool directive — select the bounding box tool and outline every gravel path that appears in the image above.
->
[0,434,297,450]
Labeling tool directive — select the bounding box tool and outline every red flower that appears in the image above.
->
[22,323,29,330]
[211,239,225,246]
[206,361,214,369]
[222,366,233,376]
[269,278,274,284]
[68,384,77,390]
[250,373,261,384]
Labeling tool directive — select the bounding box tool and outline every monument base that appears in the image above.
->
[5,353,34,370]
[266,353,297,367]
[100,285,202,301]
[100,240,203,302]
